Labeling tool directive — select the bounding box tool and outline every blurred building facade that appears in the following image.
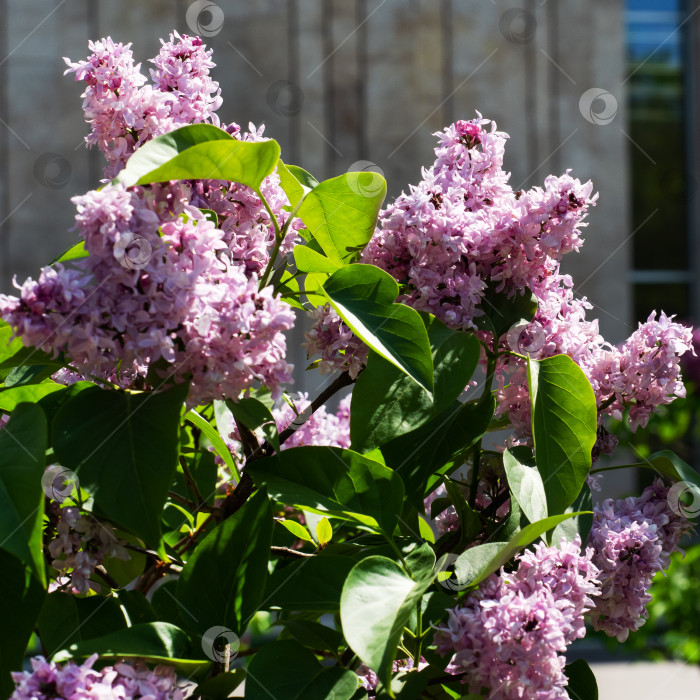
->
[0,0,697,389]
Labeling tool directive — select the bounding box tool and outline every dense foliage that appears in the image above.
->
[0,33,697,700]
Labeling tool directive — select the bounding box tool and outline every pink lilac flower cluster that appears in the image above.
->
[306,117,693,447]
[588,477,692,642]
[0,183,295,405]
[423,483,459,537]
[65,33,221,179]
[0,412,8,430]
[217,393,352,469]
[434,536,599,699]
[356,657,428,697]
[47,502,129,594]
[11,655,185,700]
[1,36,305,406]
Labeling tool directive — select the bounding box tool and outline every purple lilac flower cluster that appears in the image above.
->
[218,393,352,469]
[11,655,185,700]
[47,502,129,594]
[64,33,221,179]
[306,118,693,446]
[0,36,300,406]
[434,536,599,699]
[588,477,692,641]
[356,658,428,697]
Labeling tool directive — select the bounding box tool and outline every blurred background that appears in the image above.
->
[2,1,700,691]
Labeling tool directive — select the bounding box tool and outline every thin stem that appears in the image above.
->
[414,599,424,666]
[469,350,498,507]
[179,455,204,505]
[270,546,314,559]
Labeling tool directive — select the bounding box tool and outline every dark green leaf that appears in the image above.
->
[284,620,344,652]
[247,446,404,534]
[324,264,433,393]
[244,640,328,700]
[115,124,280,192]
[37,592,127,656]
[340,556,432,687]
[503,446,548,524]
[53,383,188,548]
[552,484,593,546]
[195,671,246,700]
[474,286,538,339]
[300,667,360,700]
[351,319,480,452]
[0,550,46,697]
[0,403,47,582]
[226,397,279,451]
[528,355,597,515]
[264,555,354,612]
[565,659,598,700]
[53,622,205,673]
[452,543,507,588]
[0,381,65,411]
[383,397,495,508]
[177,488,273,636]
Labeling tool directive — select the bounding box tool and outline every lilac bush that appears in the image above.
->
[0,32,696,700]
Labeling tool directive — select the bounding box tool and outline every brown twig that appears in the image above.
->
[270,546,314,559]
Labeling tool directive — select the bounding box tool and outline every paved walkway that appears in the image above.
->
[591,662,700,699]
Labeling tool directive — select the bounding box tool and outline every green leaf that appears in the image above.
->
[299,667,360,700]
[474,286,538,339]
[53,383,188,548]
[351,319,480,452]
[37,592,127,657]
[465,512,589,588]
[452,542,507,589]
[51,240,88,264]
[324,264,433,393]
[382,397,495,508]
[226,397,279,451]
[0,550,46,697]
[279,519,315,544]
[247,446,405,534]
[115,124,280,192]
[551,484,593,546]
[284,620,344,653]
[297,173,386,265]
[528,355,597,515]
[187,409,240,481]
[503,446,548,524]
[0,403,47,582]
[246,639,356,700]
[565,659,598,700]
[294,245,341,274]
[177,488,273,636]
[264,555,354,612]
[620,449,700,489]
[340,556,432,688]
[53,622,205,673]
[277,160,317,208]
[195,670,246,700]
[317,517,333,546]
[0,381,65,411]
[201,673,252,700]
